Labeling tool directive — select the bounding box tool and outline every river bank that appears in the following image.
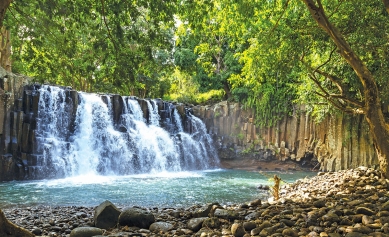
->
[2,166,389,237]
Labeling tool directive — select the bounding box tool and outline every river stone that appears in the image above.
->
[380,217,389,224]
[257,220,272,231]
[382,201,389,211]
[118,208,155,228]
[245,211,261,220]
[32,228,42,235]
[94,200,121,229]
[282,228,298,237]
[356,207,374,216]
[280,218,296,227]
[149,221,174,233]
[231,223,245,237]
[214,208,239,221]
[344,232,366,237]
[313,199,326,208]
[322,213,340,223]
[361,215,373,225]
[328,234,341,237]
[202,217,220,228]
[243,221,256,231]
[187,217,208,231]
[70,227,103,237]
[192,203,214,218]
[369,233,389,237]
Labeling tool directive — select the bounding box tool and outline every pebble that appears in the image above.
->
[2,166,389,237]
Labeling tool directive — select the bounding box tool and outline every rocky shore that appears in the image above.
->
[3,166,389,237]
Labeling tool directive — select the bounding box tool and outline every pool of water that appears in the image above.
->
[0,169,315,208]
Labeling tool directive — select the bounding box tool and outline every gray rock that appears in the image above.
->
[149,221,174,233]
[280,218,296,227]
[118,208,155,228]
[313,199,326,208]
[202,217,220,228]
[231,223,245,237]
[94,200,121,229]
[214,208,239,221]
[187,217,208,231]
[356,207,375,216]
[192,203,214,218]
[322,213,340,223]
[244,211,261,220]
[242,221,256,231]
[32,228,42,235]
[70,227,103,237]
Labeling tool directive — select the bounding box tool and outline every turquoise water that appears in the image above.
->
[0,170,314,208]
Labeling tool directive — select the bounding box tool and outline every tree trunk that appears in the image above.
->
[0,27,11,71]
[383,0,389,14]
[302,0,389,177]
[0,209,34,237]
[223,81,232,100]
[0,0,12,27]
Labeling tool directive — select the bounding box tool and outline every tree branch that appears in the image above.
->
[383,0,389,14]
[269,0,290,36]
[100,0,119,53]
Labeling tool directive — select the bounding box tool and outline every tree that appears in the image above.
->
[179,0,389,176]
[0,0,12,71]
[301,0,389,177]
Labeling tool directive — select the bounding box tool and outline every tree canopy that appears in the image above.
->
[1,0,389,174]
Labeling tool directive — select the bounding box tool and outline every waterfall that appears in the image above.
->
[33,85,219,178]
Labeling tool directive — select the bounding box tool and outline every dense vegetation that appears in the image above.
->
[1,0,389,176]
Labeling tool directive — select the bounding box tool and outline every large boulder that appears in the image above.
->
[118,207,155,228]
[94,200,121,229]
[0,209,34,237]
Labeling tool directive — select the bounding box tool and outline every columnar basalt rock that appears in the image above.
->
[0,67,31,181]
[192,101,378,172]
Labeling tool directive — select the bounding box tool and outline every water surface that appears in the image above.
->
[0,169,314,208]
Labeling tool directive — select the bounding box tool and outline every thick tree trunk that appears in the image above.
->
[0,209,34,237]
[0,27,11,71]
[302,0,389,177]
[0,0,12,27]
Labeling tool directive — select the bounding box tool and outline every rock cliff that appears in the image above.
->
[192,101,378,172]
[0,68,31,181]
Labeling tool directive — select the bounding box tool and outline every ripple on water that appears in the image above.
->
[0,169,315,208]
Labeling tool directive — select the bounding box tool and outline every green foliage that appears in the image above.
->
[5,0,178,97]
[3,0,389,126]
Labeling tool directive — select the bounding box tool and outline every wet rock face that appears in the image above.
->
[3,167,389,237]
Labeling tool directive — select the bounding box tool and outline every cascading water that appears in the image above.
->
[33,85,219,179]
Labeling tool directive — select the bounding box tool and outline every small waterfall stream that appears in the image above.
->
[32,85,219,179]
